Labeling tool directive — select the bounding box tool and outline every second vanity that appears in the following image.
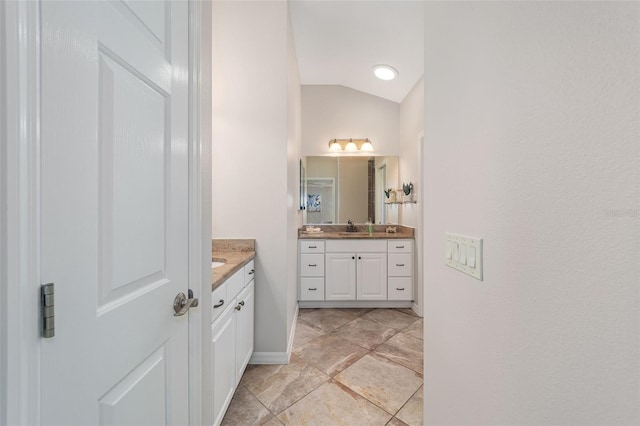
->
[298,226,415,308]
[210,239,255,426]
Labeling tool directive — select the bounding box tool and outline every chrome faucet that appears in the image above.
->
[346,220,357,232]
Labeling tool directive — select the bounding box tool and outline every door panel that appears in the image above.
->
[236,281,255,384]
[98,346,167,426]
[325,253,356,300]
[357,253,387,300]
[40,1,189,424]
[212,308,237,426]
[97,50,168,310]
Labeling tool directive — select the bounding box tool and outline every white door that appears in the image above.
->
[40,1,191,425]
[357,253,388,300]
[325,253,356,300]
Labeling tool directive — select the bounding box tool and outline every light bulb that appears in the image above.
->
[360,141,374,152]
[373,65,398,81]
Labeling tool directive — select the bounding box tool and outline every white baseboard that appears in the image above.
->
[249,304,299,365]
[411,301,423,317]
[286,304,299,357]
[299,300,413,309]
[249,351,290,365]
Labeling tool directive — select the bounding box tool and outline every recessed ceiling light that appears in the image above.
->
[373,64,398,81]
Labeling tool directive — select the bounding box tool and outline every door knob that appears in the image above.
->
[173,292,199,316]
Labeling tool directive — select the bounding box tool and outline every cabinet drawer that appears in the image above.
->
[300,254,324,277]
[211,281,228,323]
[244,259,255,284]
[300,277,325,301]
[300,240,325,253]
[226,268,245,300]
[387,240,413,253]
[388,253,412,276]
[388,277,413,300]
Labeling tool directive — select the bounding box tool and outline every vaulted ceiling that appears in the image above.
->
[289,1,424,104]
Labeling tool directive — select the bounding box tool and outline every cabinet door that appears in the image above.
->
[235,281,255,385]
[357,253,388,300]
[211,305,236,426]
[325,253,356,300]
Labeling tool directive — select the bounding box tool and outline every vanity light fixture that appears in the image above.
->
[373,64,398,81]
[327,139,374,153]
[329,140,343,152]
[360,140,374,152]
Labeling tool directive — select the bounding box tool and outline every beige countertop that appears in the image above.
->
[298,231,413,239]
[298,225,415,240]
[211,251,255,291]
[211,239,256,291]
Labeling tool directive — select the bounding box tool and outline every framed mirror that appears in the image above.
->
[299,159,306,211]
[304,156,398,224]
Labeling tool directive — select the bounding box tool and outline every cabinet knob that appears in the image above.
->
[235,305,242,311]
[396,263,405,267]
[239,300,245,306]
[309,245,317,248]
[213,299,224,309]
[396,287,405,291]
[352,256,355,260]
[308,288,317,291]
[248,269,255,275]
[358,256,361,260]
[396,245,405,248]
[308,264,317,267]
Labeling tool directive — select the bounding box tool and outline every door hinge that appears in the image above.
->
[41,283,55,338]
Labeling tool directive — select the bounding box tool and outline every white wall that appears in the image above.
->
[286,9,302,351]
[212,1,300,356]
[301,85,400,156]
[398,77,423,228]
[423,2,639,424]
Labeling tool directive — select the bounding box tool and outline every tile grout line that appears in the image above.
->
[232,309,423,425]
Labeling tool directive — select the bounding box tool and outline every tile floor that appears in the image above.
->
[221,308,424,426]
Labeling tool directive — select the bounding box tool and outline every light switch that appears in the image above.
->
[467,246,476,268]
[444,233,483,281]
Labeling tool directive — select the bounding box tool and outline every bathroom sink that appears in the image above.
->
[211,261,225,269]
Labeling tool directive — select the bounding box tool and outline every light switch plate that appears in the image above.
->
[445,233,483,280]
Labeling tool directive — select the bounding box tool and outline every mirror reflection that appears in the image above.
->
[304,156,398,225]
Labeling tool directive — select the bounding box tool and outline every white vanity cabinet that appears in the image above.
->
[299,237,414,306]
[211,259,255,426]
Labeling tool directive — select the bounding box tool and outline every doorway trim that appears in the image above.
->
[1,1,42,424]
[413,131,425,316]
[187,0,211,424]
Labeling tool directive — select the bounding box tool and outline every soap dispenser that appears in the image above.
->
[367,218,373,236]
